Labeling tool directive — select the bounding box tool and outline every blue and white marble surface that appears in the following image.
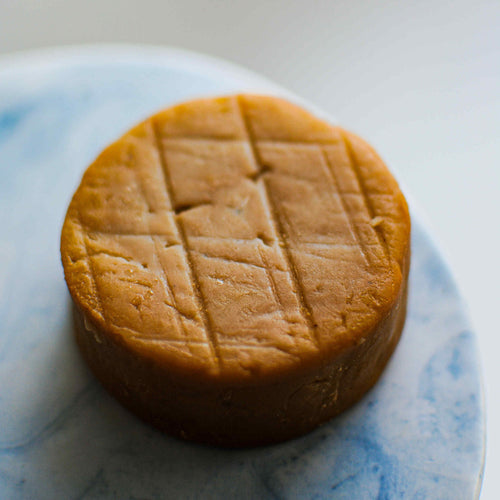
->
[0,46,485,499]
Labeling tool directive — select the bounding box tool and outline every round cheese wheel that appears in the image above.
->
[61,95,411,447]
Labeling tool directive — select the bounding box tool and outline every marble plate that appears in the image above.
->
[0,45,485,499]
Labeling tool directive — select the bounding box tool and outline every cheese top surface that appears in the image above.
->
[61,95,410,382]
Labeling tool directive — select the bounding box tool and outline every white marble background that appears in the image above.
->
[0,1,498,497]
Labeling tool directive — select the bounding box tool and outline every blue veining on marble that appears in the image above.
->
[0,48,484,500]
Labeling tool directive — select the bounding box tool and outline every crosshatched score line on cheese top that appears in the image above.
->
[62,95,408,376]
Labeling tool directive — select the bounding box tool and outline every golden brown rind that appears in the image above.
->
[62,94,411,446]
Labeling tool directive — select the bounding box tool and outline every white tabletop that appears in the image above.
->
[1,1,498,497]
